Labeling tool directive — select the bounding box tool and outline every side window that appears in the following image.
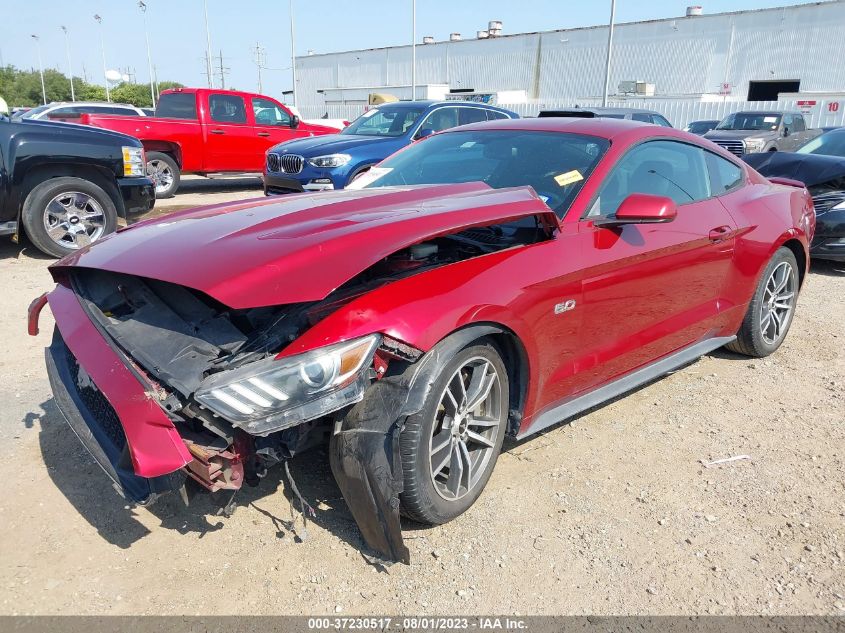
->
[782,114,794,131]
[486,110,509,121]
[632,113,651,123]
[209,94,247,124]
[587,140,712,217]
[420,107,461,134]
[252,97,291,126]
[155,93,198,120]
[793,115,806,132]
[458,107,488,126]
[652,115,673,127]
[705,151,744,194]
[45,107,79,119]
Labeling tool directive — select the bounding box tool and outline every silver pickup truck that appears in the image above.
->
[703,111,821,157]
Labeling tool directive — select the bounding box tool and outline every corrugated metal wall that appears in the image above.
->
[296,1,845,110]
[300,97,845,130]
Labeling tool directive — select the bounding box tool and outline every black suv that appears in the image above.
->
[0,117,154,257]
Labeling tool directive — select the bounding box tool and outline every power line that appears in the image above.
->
[252,42,266,93]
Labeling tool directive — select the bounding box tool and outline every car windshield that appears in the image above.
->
[16,105,51,120]
[351,129,610,218]
[796,130,845,157]
[341,105,426,137]
[716,113,781,131]
[687,121,716,134]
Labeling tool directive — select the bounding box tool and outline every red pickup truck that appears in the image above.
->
[80,88,338,198]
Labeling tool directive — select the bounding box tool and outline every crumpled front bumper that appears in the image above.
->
[42,282,192,502]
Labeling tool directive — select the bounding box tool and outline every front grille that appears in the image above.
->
[267,153,304,174]
[811,190,845,215]
[65,350,127,451]
[711,139,745,157]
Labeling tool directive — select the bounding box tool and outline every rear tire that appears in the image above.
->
[146,151,180,199]
[22,176,117,258]
[726,246,799,357]
[399,340,509,525]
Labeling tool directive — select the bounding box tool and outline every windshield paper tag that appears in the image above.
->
[554,170,584,187]
[763,116,777,123]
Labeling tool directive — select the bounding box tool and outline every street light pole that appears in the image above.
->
[203,0,215,88]
[31,35,47,105]
[60,26,75,102]
[601,0,616,107]
[94,14,111,102]
[411,0,416,101]
[289,0,297,108]
[138,2,156,107]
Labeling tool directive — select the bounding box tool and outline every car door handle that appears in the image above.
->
[257,132,271,137]
[709,225,731,242]
[210,129,225,135]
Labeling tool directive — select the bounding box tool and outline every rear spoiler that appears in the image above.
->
[768,176,807,189]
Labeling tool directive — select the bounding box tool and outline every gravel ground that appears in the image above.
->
[0,213,842,616]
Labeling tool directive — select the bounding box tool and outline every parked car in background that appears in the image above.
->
[539,107,673,127]
[796,126,845,158]
[684,119,719,135]
[263,101,517,194]
[1,117,154,257]
[78,88,338,198]
[744,146,845,261]
[12,102,148,122]
[704,111,820,156]
[31,118,813,563]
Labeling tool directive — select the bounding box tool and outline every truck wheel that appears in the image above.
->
[22,176,117,258]
[146,152,180,198]
[399,340,509,525]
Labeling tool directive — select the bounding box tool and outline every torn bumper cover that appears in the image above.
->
[44,282,192,502]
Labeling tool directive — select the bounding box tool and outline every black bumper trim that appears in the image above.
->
[264,172,305,196]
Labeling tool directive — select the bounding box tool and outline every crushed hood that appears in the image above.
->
[51,183,557,308]
[743,151,845,189]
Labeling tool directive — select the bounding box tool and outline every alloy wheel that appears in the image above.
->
[429,357,504,501]
[42,191,106,250]
[147,159,174,195]
[760,261,795,345]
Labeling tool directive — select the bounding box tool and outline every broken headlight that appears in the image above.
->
[194,334,380,435]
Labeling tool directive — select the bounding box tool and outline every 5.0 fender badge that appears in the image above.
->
[554,299,577,315]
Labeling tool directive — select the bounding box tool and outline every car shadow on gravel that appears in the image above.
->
[809,259,845,277]
[0,236,54,261]
[33,396,394,563]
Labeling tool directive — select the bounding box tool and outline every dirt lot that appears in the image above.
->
[0,196,843,615]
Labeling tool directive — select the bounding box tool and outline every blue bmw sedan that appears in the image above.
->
[263,100,518,194]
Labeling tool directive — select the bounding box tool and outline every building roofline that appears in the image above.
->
[296,1,840,60]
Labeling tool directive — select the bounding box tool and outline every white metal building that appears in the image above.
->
[294,1,845,127]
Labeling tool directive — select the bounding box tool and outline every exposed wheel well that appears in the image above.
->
[781,238,807,288]
[142,141,182,168]
[484,330,530,438]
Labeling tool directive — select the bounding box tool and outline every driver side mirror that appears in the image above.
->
[290,115,300,129]
[783,126,791,137]
[415,128,435,140]
[593,193,677,227]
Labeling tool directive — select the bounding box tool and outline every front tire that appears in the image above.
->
[21,176,117,258]
[726,246,799,357]
[146,151,180,199]
[399,340,509,525]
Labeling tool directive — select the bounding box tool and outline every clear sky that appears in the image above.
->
[2,0,824,101]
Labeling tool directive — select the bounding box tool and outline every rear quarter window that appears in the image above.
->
[705,151,744,194]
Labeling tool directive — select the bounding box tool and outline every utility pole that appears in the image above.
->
[203,0,215,88]
[411,0,416,101]
[30,35,47,105]
[94,14,111,102]
[601,0,616,107]
[216,50,229,90]
[60,26,75,101]
[139,1,156,107]
[252,42,266,93]
[289,0,297,108]
[153,65,160,101]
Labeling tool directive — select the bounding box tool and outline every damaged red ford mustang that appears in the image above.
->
[29,118,815,563]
